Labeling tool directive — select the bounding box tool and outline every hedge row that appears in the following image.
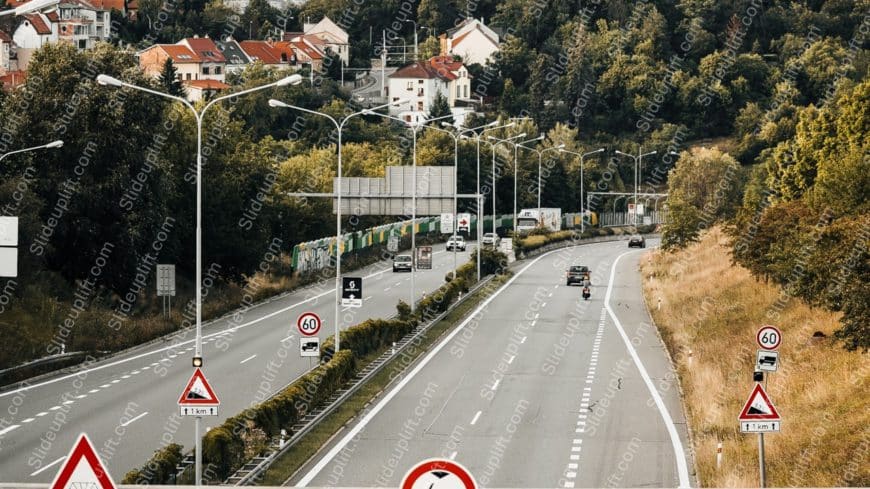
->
[121,443,184,484]
[514,226,657,255]
[127,250,508,484]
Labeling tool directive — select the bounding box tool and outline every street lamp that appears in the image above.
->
[441,120,502,281]
[402,20,429,60]
[560,148,604,232]
[98,72,302,487]
[0,140,64,163]
[268,97,409,350]
[512,134,544,234]
[615,148,656,227]
[517,142,565,210]
[486,132,526,236]
[360,110,453,311]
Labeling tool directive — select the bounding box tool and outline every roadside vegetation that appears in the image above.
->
[642,227,868,487]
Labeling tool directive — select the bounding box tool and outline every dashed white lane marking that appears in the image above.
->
[121,411,149,427]
[30,456,65,476]
[541,302,547,308]
[240,354,257,364]
[88,389,99,394]
[491,379,500,391]
[520,336,526,344]
[534,313,540,319]
[121,375,131,379]
[470,411,482,425]
[507,354,515,364]
[48,406,60,411]
[35,412,47,417]
[110,379,120,384]
[75,395,86,399]
[131,370,140,375]
[555,284,560,289]
[449,451,457,460]
[280,334,295,343]
[62,400,74,405]
[364,296,372,301]
[21,418,35,423]
[384,287,392,292]
[0,424,20,436]
[100,384,110,388]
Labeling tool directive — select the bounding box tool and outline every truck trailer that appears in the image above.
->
[516,208,562,233]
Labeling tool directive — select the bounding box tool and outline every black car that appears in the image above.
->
[628,235,646,248]
[566,265,590,286]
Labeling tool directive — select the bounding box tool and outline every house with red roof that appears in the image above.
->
[301,16,349,65]
[387,55,472,124]
[438,18,501,66]
[0,31,22,78]
[138,36,226,84]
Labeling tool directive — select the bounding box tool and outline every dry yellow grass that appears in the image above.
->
[641,227,869,487]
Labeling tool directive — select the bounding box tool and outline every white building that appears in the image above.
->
[12,0,111,52]
[439,18,501,66]
[387,56,473,124]
[302,16,349,65]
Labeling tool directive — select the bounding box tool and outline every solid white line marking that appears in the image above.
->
[240,354,257,364]
[121,411,149,427]
[295,250,560,486]
[0,424,20,436]
[605,249,691,488]
[30,456,65,476]
[470,411,482,425]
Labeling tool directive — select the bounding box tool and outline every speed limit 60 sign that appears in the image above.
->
[756,325,782,350]
[297,312,321,337]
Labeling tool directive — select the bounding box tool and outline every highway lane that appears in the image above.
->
[293,239,694,488]
[0,242,473,482]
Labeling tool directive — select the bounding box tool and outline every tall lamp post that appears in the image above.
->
[485,132,526,237]
[560,148,604,232]
[360,110,454,311]
[511,135,544,234]
[449,120,504,281]
[268,97,409,351]
[615,148,656,227]
[517,143,565,209]
[97,73,302,487]
[0,140,64,163]
[402,19,429,60]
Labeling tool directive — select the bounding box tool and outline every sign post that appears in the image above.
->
[0,216,18,278]
[416,246,432,270]
[741,326,783,488]
[179,367,219,486]
[157,264,176,318]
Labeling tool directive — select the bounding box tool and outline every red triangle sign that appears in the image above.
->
[738,383,780,420]
[49,433,116,489]
[178,368,220,405]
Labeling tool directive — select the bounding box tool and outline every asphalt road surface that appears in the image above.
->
[0,242,473,483]
[292,238,694,488]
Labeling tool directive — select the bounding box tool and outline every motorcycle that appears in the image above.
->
[582,287,591,300]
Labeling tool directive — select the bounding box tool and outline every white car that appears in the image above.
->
[446,236,466,251]
[481,233,501,247]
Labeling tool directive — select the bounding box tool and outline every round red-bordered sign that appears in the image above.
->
[401,459,477,489]
[756,325,782,350]
[297,312,321,337]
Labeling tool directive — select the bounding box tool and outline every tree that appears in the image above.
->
[428,90,452,122]
[158,58,185,96]
[418,35,440,60]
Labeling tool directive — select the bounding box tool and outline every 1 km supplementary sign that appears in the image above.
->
[178,368,220,416]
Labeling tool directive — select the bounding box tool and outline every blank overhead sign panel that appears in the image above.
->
[333,166,455,216]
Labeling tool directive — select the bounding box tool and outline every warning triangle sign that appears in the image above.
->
[178,368,220,405]
[738,383,780,420]
[50,434,116,489]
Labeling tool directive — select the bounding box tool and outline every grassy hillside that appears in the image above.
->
[641,227,869,487]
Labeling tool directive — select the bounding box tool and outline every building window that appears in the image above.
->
[417,101,423,111]
[202,66,210,75]
[186,73,191,80]
[417,88,424,96]
[78,39,87,49]
[406,81,413,90]
[404,115,412,122]
[464,85,468,97]
[215,66,222,74]
[456,85,460,98]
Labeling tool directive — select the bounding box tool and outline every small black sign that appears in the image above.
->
[342,277,362,307]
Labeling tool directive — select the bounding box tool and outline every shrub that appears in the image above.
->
[121,443,184,484]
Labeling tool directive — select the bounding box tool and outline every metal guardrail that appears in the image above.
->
[226,275,497,485]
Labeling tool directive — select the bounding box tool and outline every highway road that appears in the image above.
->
[293,238,695,488]
[0,242,473,483]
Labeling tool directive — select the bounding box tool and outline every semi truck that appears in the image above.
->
[516,208,562,233]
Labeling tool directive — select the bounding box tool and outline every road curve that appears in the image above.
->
[291,239,694,488]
